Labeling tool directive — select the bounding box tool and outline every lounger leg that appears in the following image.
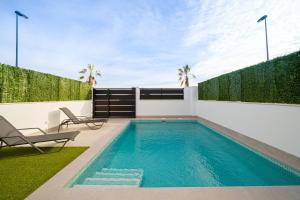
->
[58,123,62,133]
[85,122,104,130]
[30,144,45,153]
[57,140,68,152]
[49,140,69,153]
[36,140,69,154]
[85,123,92,129]
[85,123,99,130]
[93,122,104,128]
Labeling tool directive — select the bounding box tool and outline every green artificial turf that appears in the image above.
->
[0,147,88,200]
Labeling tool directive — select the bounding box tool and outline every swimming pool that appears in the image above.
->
[70,120,300,187]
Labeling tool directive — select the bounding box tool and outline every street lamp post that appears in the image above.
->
[15,11,28,67]
[257,15,269,61]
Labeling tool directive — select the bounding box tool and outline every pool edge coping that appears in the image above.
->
[26,117,300,200]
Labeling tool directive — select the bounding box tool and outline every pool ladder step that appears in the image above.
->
[77,168,143,187]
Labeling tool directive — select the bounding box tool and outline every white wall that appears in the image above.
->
[136,87,197,117]
[196,101,300,158]
[1,86,299,158]
[0,100,92,134]
[186,86,198,116]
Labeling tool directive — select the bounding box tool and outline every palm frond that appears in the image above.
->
[177,64,198,87]
[96,70,101,77]
[79,68,87,74]
[184,65,190,74]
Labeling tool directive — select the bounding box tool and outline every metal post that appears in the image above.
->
[16,14,18,67]
[14,11,28,67]
[264,19,269,61]
[257,15,269,61]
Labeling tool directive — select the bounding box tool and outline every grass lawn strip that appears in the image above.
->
[0,147,88,200]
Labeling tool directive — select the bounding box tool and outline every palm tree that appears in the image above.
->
[79,64,101,87]
[178,65,196,87]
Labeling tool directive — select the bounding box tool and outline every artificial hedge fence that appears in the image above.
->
[0,64,91,103]
[198,50,300,104]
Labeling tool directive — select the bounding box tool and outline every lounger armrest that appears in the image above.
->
[17,128,48,135]
[76,116,89,118]
[76,116,92,121]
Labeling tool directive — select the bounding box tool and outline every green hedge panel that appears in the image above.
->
[0,64,91,103]
[27,71,60,102]
[228,70,241,101]
[241,62,266,102]
[273,55,300,103]
[262,62,277,103]
[204,77,219,100]
[198,82,204,100]
[79,83,92,100]
[218,74,230,100]
[1,65,28,103]
[59,78,71,101]
[198,50,300,104]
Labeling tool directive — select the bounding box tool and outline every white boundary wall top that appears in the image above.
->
[0,100,92,134]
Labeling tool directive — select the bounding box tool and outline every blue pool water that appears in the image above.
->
[70,120,300,187]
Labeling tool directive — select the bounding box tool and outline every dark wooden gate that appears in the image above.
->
[93,88,136,118]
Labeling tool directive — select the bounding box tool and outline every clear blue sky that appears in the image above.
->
[1,0,299,87]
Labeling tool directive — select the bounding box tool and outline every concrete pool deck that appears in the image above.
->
[26,117,300,200]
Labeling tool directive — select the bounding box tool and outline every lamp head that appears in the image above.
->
[257,15,267,23]
[15,11,29,19]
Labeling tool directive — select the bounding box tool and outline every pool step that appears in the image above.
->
[101,168,143,174]
[82,177,141,187]
[78,168,143,187]
[93,172,142,179]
